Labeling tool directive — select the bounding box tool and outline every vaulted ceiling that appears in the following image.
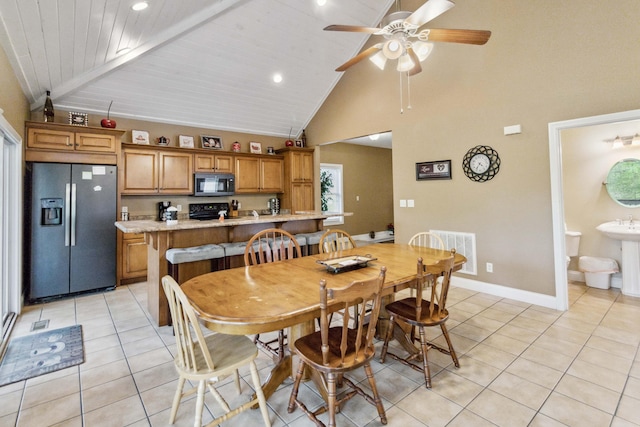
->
[0,0,394,138]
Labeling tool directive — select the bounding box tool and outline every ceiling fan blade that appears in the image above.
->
[335,45,381,72]
[407,48,422,76]
[324,24,381,34]
[405,0,455,28]
[426,29,491,45]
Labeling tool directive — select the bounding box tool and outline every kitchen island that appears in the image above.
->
[115,212,344,326]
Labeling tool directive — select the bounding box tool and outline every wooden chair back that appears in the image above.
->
[162,275,215,373]
[414,249,456,319]
[408,232,445,249]
[319,267,386,368]
[244,228,301,265]
[319,229,356,254]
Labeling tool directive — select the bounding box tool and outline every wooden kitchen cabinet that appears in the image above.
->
[234,155,284,193]
[25,121,123,164]
[121,232,147,282]
[121,146,193,194]
[194,153,234,173]
[277,147,315,212]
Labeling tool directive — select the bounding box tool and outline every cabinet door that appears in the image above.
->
[122,233,147,279]
[292,151,314,182]
[75,133,116,152]
[27,128,74,150]
[159,152,193,193]
[235,157,261,193]
[121,149,158,194]
[214,154,234,173]
[292,183,314,212]
[194,154,215,172]
[261,158,284,193]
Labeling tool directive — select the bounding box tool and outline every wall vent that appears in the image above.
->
[430,230,477,275]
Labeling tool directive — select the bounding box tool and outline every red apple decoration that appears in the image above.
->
[101,101,116,128]
[285,139,294,147]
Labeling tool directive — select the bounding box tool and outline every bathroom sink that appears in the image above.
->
[596,221,640,242]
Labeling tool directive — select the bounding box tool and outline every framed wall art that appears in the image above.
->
[179,135,194,148]
[131,130,150,144]
[68,111,88,126]
[250,141,262,154]
[201,135,223,149]
[416,160,452,181]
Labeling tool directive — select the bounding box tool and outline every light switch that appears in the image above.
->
[408,199,415,208]
[400,199,407,207]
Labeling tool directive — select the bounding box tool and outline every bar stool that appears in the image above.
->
[295,231,324,256]
[219,241,249,269]
[166,244,226,283]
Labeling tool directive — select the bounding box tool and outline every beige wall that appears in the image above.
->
[305,0,640,296]
[0,44,29,137]
[562,121,640,271]
[319,143,393,235]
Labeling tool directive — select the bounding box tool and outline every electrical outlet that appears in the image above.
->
[121,206,128,213]
[486,262,493,273]
[177,204,182,211]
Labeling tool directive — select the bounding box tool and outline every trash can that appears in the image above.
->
[578,256,619,289]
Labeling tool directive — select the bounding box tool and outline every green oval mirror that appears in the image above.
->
[606,158,640,207]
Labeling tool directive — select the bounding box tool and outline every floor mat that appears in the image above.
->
[0,325,84,386]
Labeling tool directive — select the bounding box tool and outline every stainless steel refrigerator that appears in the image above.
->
[26,163,117,301]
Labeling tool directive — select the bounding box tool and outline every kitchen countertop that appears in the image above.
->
[115,211,351,234]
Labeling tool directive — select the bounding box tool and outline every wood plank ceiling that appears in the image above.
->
[0,0,393,138]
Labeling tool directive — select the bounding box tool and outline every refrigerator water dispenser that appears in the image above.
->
[41,198,63,225]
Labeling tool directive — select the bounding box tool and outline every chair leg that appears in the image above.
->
[440,323,460,368]
[363,363,387,425]
[250,361,272,427]
[379,314,396,363]
[169,376,186,424]
[418,326,432,388]
[287,359,306,413]
[327,372,338,427]
[195,380,207,427]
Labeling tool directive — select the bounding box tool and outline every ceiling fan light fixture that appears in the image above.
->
[412,41,434,61]
[369,51,387,70]
[397,54,415,72]
[383,40,403,60]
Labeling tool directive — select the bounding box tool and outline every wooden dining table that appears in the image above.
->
[180,243,466,402]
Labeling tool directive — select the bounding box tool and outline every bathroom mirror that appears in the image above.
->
[605,158,640,207]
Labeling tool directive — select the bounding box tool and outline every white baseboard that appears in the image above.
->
[451,276,559,310]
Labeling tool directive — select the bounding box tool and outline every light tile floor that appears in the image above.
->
[1,280,640,426]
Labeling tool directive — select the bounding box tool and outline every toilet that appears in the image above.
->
[565,230,582,280]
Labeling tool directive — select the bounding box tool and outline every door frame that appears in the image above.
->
[548,108,640,310]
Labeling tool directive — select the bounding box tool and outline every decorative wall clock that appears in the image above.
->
[462,145,500,182]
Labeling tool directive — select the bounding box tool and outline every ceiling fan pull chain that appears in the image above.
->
[407,71,412,110]
[399,71,404,114]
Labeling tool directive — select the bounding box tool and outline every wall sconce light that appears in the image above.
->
[604,134,640,148]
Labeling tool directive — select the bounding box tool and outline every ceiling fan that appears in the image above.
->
[324,0,491,76]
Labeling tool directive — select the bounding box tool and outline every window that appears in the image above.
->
[320,163,343,226]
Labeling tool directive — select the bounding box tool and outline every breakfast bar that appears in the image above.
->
[115,212,343,325]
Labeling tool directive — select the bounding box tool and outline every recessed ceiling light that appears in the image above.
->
[317,0,327,6]
[131,2,148,11]
[273,73,283,83]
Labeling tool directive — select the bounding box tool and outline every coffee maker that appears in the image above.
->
[158,201,171,221]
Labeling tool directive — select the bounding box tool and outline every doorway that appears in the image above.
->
[549,108,640,310]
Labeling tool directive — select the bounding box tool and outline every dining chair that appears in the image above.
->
[379,250,459,388]
[287,267,388,427]
[161,275,271,427]
[244,228,302,361]
[318,228,357,254]
[408,231,445,249]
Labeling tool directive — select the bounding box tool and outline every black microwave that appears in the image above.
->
[193,173,235,196]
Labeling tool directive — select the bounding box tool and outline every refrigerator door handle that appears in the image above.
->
[65,183,71,246]
[70,183,77,246]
